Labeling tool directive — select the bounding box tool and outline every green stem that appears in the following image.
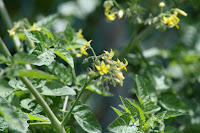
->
[61,77,93,126]
[113,0,120,9]
[29,122,51,127]
[120,24,156,58]
[136,44,150,67]
[0,0,22,52]
[0,37,65,133]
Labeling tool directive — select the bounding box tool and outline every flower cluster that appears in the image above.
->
[160,2,187,29]
[95,49,128,86]
[76,40,92,57]
[103,1,124,21]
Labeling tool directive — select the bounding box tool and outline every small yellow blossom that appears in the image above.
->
[159,2,165,7]
[95,61,110,75]
[77,40,92,57]
[162,11,180,29]
[114,58,128,71]
[105,11,116,21]
[103,1,113,11]
[7,26,18,37]
[177,9,187,16]
[115,72,125,80]
[31,24,41,31]
[118,10,124,19]
[77,29,84,38]
[80,46,88,56]
[104,49,114,60]
[84,40,92,47]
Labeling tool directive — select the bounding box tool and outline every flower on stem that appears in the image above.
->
[8,25,18,37]
[77,29,84,38]
[104,49,114,60]
[115,72,125,80]
[162,11,180,29]
[114,58,128,71]
[95,61,110,75]
[118,10,124,19]
[77,40,92,57]
[176,9,187,16]
[31,24,41,31]
[105,11,116,21]
[159,2,165,7]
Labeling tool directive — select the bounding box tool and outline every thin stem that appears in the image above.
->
[136,44,150,67]
[29,122,51,127]
[0,0,22,52]
[0,37,11,57]
[120,24,156,58]
[113,0,120,9]
[0,37,65,133]
[61,77,93,126]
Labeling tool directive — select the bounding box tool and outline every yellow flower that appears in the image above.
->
[105,11,116,21]
[80,46,88,56]
[159,2,165,7]
[31,24,41,31]
[77,29,84,38]
[115,72,125,80]
[177,9,187,16]
[95,61,110,75]
[118,10,124,19]
[115,58,128,71]
[7,26,18,37]
[77,40,92,57]
[84,40,92,47]
[104,49,114,60]
[103,1,113,11]
[162,11,180,29]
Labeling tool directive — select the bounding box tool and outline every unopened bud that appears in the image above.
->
[115,72,125,80]
[177,9,187,16]
[159,2,165,7]
[118,10,124,19]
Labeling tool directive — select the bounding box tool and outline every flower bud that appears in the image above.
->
[159,2,165,7]
[115,72,125,80]
[177,9,187,16]
[118,10,124,19]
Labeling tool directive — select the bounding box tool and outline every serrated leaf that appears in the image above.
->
[64,25,74,42]
[28,113,50,122]
[126,98,146,122]
[72,102,102,133]
[46,61,72,85]
[135,75,150,105]
[41,81,76,96]
[0,117,8,131]
[111,106,123,116]
[35,13,58,27]
[159,95,185,112]
[14,52,40,64]
[0,79,14,98]
[20,98,35,111]
[144,104,161,114]
[164,111,186,119]
[55,48,74,68]
[0,97,28,132]
[9,78,27,91]
[87,84,114,97]
[34,50,55,66]
[17,69,58,80]
[107,113,138,133]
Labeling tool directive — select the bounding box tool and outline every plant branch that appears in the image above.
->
[0,36,65,133]
[120,24,156,58]
[29,122,51,127]
[61,77,93,126]
[0,0,22,52]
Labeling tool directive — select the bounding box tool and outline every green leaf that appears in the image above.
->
[135,75,150,105]
[17,69,58,80]
[35,13,58,27]
[107,113,138,133]
[14,52,40,64]
[25,30,54,47]
[120,96,138,122]
[65,126,76,133]
[9,78,27,91]
[0,79,14,98]
[28,113,50,122]
[0,117,8,131]
[0,97,28,132]
[144,104,161,114]
[55,48,74,68]
[159,94,185,112]
[41,81,76,96]
[0,54,7,64]
[111,106,123,116]
[87,84,114,97]
[64,25,74,42]
[72,102,102,133]
[34,50,55,66]
[126,98,146,122]
[20,98,35,111]
[46,61,72,85]
[164,111,186,119]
